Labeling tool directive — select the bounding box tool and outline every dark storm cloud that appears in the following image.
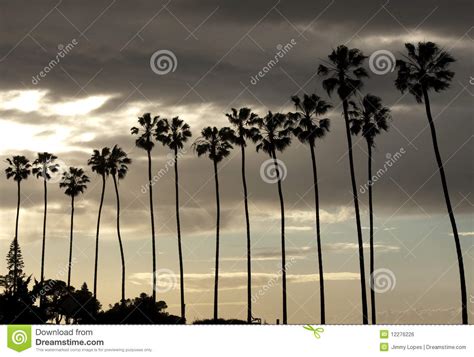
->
[0,0,472,222]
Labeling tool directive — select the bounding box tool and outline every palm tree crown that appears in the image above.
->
[155,117,192,150]
[251,112,292,155]
[107,145,131,179]
[5,156,31,182]
[395,41,455,103]
[131,113,159,152]
[225,108,260,146]
[32,152,59,180]
[318,45,368,100]
[59,168,89,197]
[289,94,331,144]
[348,94,391,147]
[193,126,234,162]
[88,147,111,176]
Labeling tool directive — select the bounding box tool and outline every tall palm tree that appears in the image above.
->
[131,113,159,302]
[59,167,89,288]
[32,152,59,298]
[251,112,292,324]
[87,147,111,299]
[107,145,131,303]
[155,117,192,321]
[318,45,370,324]
[5,155,31,293]
[288,94,331,324]
[193,126,234,320]
[395,42,467,324]
[226,108,259,323]
[348,94,390,325]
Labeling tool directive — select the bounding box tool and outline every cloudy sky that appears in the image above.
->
[0,0,472,323]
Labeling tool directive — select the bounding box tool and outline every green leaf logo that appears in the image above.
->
[7,325,32,352]
[303,325,324,339]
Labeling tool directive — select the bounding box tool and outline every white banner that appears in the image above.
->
[0,325,471,356]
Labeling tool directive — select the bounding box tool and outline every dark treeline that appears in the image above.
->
[0,42,467,325]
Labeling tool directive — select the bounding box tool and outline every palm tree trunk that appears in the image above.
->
[241,144,252,324]
[213,159,220,320]
[367,141,376,325]
[272,150,287,324]
[174,148,185,321]
[13,180,20,294]
[147,150,157,302]
[422,88,467,324]
[40,178,47,306]
[67,195,75,288]
[93,174,106,298]
[342,99,368,324]
[310,143,325,324]
[40,178,47,284]
[112,174,126,303]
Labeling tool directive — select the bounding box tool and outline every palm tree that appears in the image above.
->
[193,126,234,320]
[251,112,292,324]
[107,145,131,303]
[395,42,467,324]
[155,117,192,321]
[225,108,259,323]
[5,155,31,293]
[32,152,59,301]
[59,167,89,288]
[318,45,370,324]
[131,113,159,302]
[348,94,390,325]
[288,94,331,324]
[87,147,111,299]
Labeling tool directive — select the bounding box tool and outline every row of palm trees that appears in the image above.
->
[4,41,467,324]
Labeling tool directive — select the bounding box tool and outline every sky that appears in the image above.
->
[0,0,472,324]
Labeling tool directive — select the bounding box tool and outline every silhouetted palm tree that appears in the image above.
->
[156,117,192,321]
[288,94,331,324]
[59,167,89,288]
[32,152,59,304]
[5,155,31,293]
[193,126,234,320]
[226,108,259,323]
[318,45,369,324]
[251,112,292,324]
[107,145,131,303]
[131,113,159,302]
[395,42,467,324]
[348,94,390,325]
[87,147,111,299]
